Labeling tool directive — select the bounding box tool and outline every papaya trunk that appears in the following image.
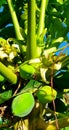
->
[27,0,37,59]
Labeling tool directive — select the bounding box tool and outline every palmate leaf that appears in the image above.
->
[12,92,35,117]
[0,0,7,7]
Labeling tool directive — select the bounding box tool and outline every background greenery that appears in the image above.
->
[0,0,69,130]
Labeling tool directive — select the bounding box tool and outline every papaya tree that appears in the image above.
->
[0,0,69,130]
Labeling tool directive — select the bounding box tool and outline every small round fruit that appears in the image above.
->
[36,86,57,104]
[19,64,36,79]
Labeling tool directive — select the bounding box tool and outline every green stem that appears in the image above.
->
[0,62,17,84]
[37,0,49,36]
[7,0,23,40]
[27,0,37,60]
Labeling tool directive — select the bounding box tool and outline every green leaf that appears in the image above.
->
[0,74,5,82]
[0,0,7,7]
[57,0,63,4]
[0,117,3,124]
[12,92,35,117]
[21,79,42,93]
[0,90,12,104]
[61,126,69,130]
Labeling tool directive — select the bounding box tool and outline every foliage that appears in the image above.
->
[0,0,69,130]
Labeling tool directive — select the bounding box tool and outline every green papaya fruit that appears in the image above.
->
[36,86,57,104]
[19,64,36,79]
[12,92,35,117]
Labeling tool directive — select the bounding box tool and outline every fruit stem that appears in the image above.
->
[51,69,59,130]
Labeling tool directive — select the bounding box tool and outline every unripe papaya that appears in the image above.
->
[36,86,57,104]
[19,64,36,79]
[12,92,35,117]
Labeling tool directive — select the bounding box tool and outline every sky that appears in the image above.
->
[56,41,69,55]
[0,6,4,12]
